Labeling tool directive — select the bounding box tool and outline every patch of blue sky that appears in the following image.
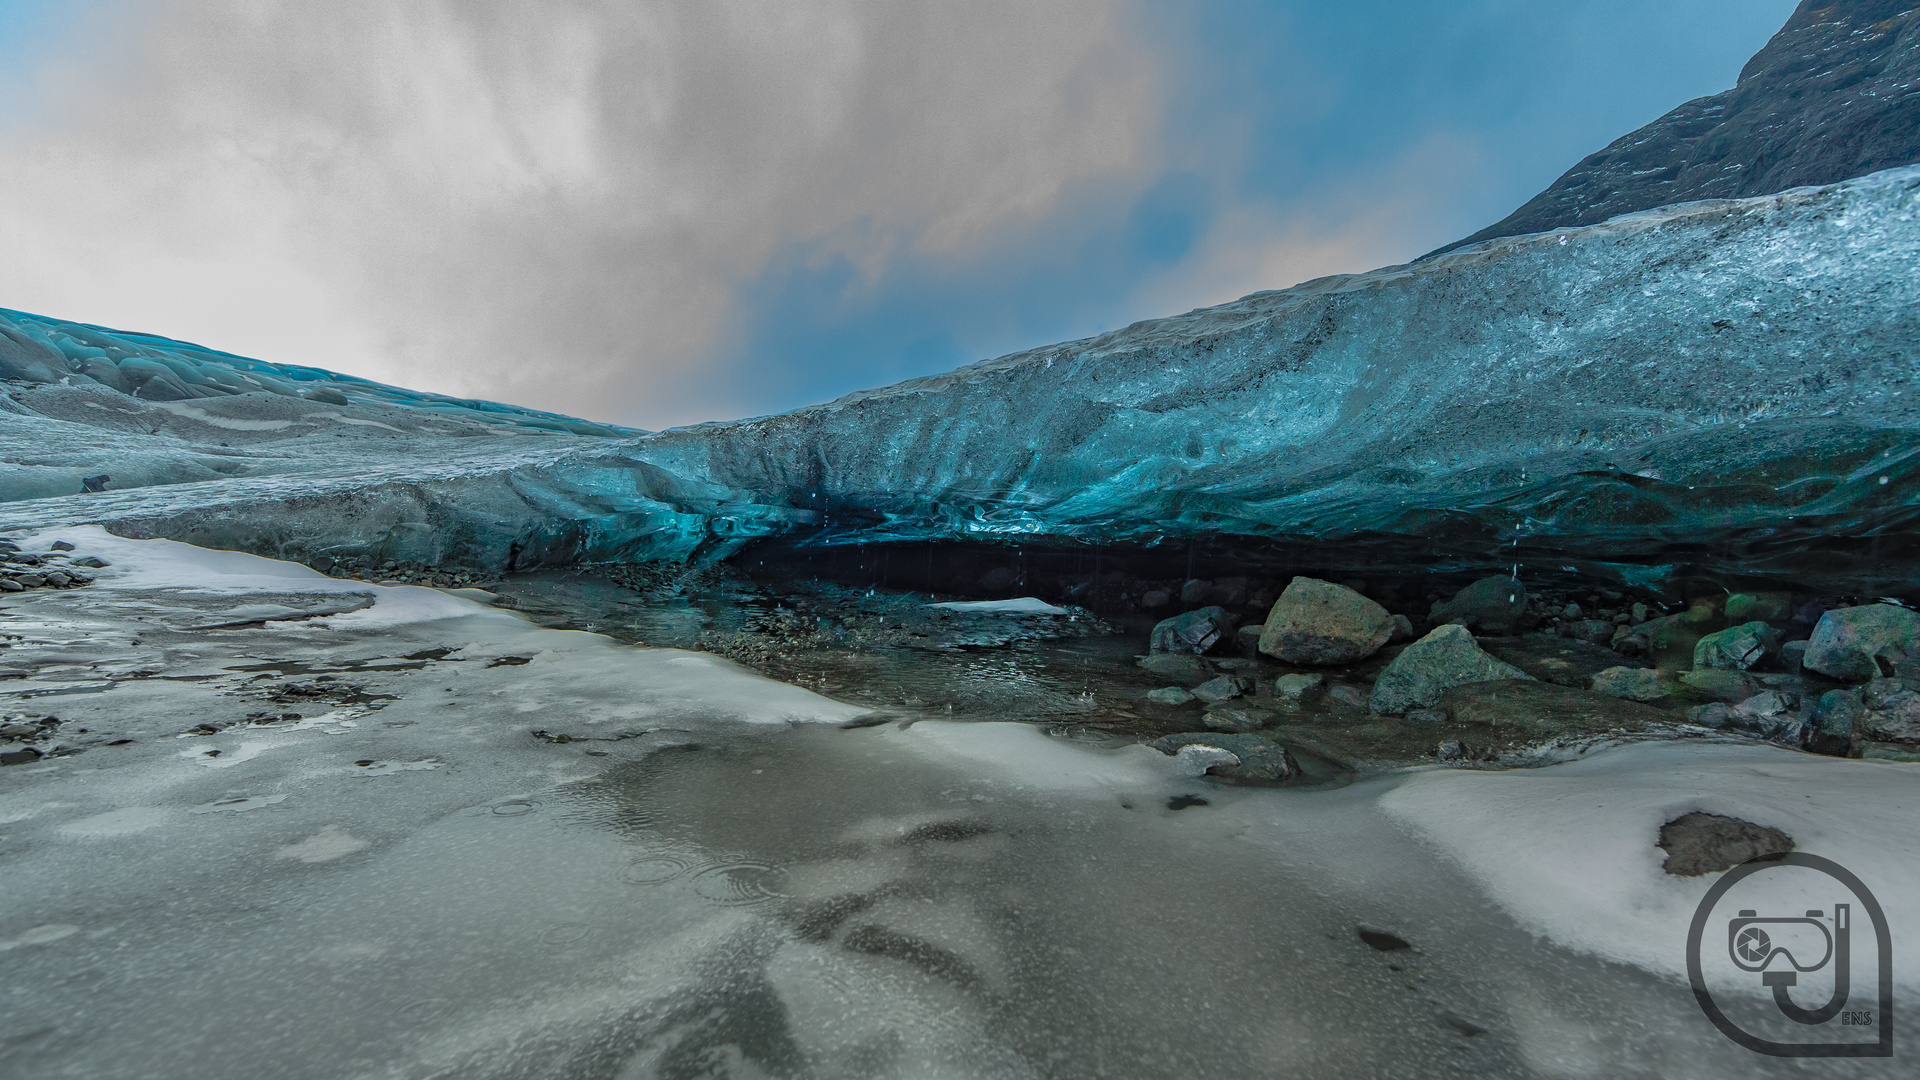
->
[698,0,1798,425]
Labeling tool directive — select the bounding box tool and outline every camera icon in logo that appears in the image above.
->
[1728,907,1839,975]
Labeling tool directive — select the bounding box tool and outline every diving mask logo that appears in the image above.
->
[1687,853,1893,1057]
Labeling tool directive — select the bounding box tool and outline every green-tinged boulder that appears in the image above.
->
[1259,578,1393,665]
[1369,624,1532,715]
[1802,604,1920,682]
[1725,592,1793,624]
[1693,621,1781,670]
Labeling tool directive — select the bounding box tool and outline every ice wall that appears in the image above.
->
[4,167,1918,585]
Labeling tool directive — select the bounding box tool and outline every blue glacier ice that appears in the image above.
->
[4,167,1919,588]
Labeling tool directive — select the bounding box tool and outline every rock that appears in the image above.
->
[1726,690,1799,740]
[1212,577,1249,607]
[0,723,39,738]
[1202,704,1271,733]
[1137,653,1209,682]
[1151,606,1235,655]
[1482,636,1640,688]
[1802,603,1920,682]
[1180,579,1210,607]
[70,556,110,569]
[1688,703,1733,728]
[1681,668,1760,702]
[1147,687,1192,706]
[43,571,72,587]
[1259,578,1393,665]
[1630,602,1648,624]
[1591,666,1668,703]
[1692,621,1781,671]
[1404,707,1450,724]
[1150,732,1295,781]
[1619,604,1722,666]
[1863,677,1920,743]
[1567,619,1617,644]
[79,474,110,493]
[1387,614,1414,642]
[1805,689,1864,757]
[1138,589,1171,611]
[1190,676,1242,704]
[1369,624,1533,715]
[13,574,44,588]
[1235,623,1264,651]
[1427,576,1527,634]
[0,580,20,593]
[1724,592,1792,624]
[1271,673,1325,704]
[1780,639,1808,675]
[49,540,74,552]
[1657,812,1793,877]
[1435,740,1467,761]
[1438,680,1668,738]
[1326,685,1368,709]
[1562,603,1583,620]
[0,746,42,766]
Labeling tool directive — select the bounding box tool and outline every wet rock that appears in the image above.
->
[0,745,42,766]
[1567,619,1617,645]
[1802,603,1920,682]
[1259,577,1392,665]
[1693,621,1780,671]
[1202,704,1272,733]
[1863,677,1920,743]
[1658,812,1793,877]
[1428,576,1526,634]
[1271,672,1325,704]
[1388,614,1414,642]
[1805,688,1864,757]
[1780,639,1808,675]
[1235,623,1264,652]
[1151,606,1235,655]
[1680,668,1760,703]
[79,474,110,493]
[1437,680,1668,739]
[1726,690,1800,740]
[1369,625,1533,715]
[42,571,72,587]
[1137,653,1210,683]
[1436,740,1468,761]
[1326,684,1369,709]
[1147,687,1192,706]
[14,574,44,588]
[1356,926,1411,952]
[1689,702,1733,728]
[0,580,21,593]
[1180,579,1210,607]
[1150,732,1295,781]
[1190,676,1242,704]
[1591,666,1669,703]
[49,540,74,552]
[1724,592,1792,624]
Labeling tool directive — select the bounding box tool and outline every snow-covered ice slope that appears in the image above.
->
[6,168,1918,584]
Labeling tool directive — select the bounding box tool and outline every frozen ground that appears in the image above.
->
[2,530,1915,1078]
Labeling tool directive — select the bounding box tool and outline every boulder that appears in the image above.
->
[1802,603,1920,681]
[1805,689,1864,757]
[1863,677,1920,743]
[1692,621,1781,671]
[1147,687,1192,706]
[1259,578,1392,665]
[1369,625,1533,715]
[1150,732,1295,781]
[1657,812,1793,877]
[1780,639,1808,675]
[1591,666,1668,703]
[1725,690,1800,740]
[1150,606,1235,655]
[1428,576,1526,634]
[1680,668,1760,702]
[1725,592,1793,624]
[1387,614,1415,642]
[1271,673,1325,705]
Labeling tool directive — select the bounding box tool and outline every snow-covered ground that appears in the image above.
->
[2,531,1913,1078]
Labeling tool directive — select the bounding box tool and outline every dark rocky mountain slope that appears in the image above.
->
[1432,0,1920,256]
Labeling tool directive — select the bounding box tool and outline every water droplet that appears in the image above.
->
[689,861,786,905]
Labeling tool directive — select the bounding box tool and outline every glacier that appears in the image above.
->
[5,167,1920,592]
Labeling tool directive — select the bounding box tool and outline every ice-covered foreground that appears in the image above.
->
[2,531,1914,1078]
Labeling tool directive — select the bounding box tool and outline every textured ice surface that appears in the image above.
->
[5,168,1920,588]
[3,534,1916,1078]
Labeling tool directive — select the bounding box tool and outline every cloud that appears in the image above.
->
[0,0,1159,426]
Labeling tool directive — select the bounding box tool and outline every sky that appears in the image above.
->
[0,0,1799,430]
